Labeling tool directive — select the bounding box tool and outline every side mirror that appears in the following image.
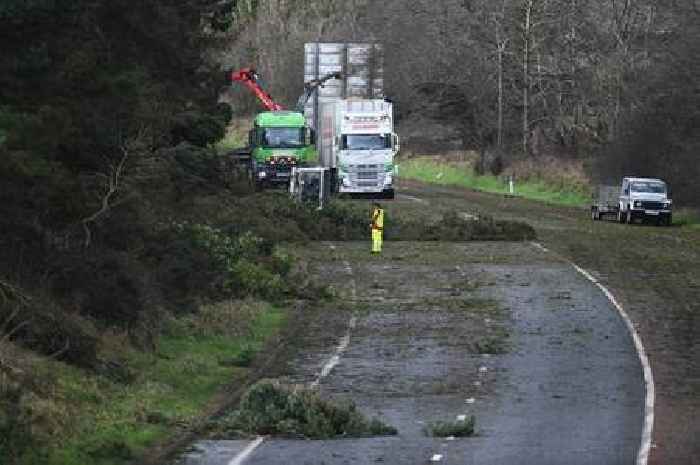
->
[248,129,255,147]
[308,128,316,145]
[392,133,400,153]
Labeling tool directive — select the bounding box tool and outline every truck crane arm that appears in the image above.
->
[229,67,284,112]
[295,72,342,113]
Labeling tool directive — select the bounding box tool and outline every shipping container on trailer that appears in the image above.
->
[303,43,384,131]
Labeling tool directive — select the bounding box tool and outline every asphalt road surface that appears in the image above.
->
[175,210,645,465]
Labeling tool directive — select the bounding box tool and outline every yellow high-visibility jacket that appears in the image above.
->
[372,208,384,230]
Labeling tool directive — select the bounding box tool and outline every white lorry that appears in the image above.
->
[317,99,399,198]
[591,177,673,226]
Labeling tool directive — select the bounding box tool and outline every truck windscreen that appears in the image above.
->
[631,182,666,194]
[262,128,304,148]
[342,134,390,150]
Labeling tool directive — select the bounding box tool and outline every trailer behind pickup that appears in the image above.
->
[591,185,619,220]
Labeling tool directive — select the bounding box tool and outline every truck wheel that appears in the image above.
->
[618,210,625,224]
[666,214,673,226]
[383,188,395,200]
[626,209,632,224]
[254,180,265,192]
[591,208,599,221]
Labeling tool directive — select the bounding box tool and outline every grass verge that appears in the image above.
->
[214,118,249,154]
[398,157,589,207]
[674,208,700,228]
[12,300,285,465]
[210,380,397,439]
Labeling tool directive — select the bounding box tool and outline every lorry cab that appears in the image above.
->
[618,177,672,225]
[248,111,317,187]
[318,99,397,198]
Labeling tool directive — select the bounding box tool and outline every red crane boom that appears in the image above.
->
[229,68,284,112]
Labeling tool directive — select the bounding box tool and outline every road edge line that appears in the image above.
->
[571,263,654,465]
[227,436,265,465]
[531,242,654,465]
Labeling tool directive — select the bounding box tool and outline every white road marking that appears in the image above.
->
[530,242,655,465]
[227,436,265,465]
[431,454,443,462]
[460,212,478,221]
[456,414,467,421]
[530,241,549,253]
[465,398,475,404]
[311,316,357,388]
[311,245,358,387]
[478,366,488,374]
[226,243,357,465]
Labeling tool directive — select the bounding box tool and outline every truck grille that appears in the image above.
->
[641,201,665,210]
[358,172,376,179]
[348,164,383,187]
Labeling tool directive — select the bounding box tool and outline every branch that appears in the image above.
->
[80,144,130,248]
[0,279,30,306]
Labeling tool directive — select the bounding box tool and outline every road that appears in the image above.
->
[396,179,700,465]
[174,184,653,465]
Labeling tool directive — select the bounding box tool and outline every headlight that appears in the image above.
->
[634,200,642,208]
[258,171,267,178]
[664,202,672,209]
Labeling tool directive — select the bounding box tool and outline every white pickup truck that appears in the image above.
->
[591,177,672,226]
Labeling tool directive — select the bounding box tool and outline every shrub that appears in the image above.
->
[163,223,292,301]
[0,381,34,464]
[2,297,100,369]
[425,416,476,437]
[213,380,397,439]
[52,251,148,324]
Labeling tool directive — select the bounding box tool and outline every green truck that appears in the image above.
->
[245,111,318,189]
[228,68,337,190]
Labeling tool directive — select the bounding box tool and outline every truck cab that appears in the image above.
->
[318,99,398,198]
[248,111,318,188]
[618,177,672,225]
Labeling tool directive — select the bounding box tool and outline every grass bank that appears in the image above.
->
[674,208,700,228]
[214,118,249,154]
[397,156,590,207]
[4,301,285,465]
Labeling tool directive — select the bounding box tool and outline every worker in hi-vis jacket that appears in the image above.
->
[370,202,385,254]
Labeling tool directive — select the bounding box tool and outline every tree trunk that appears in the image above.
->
[523,0,533,156]
[497,41,505,150]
